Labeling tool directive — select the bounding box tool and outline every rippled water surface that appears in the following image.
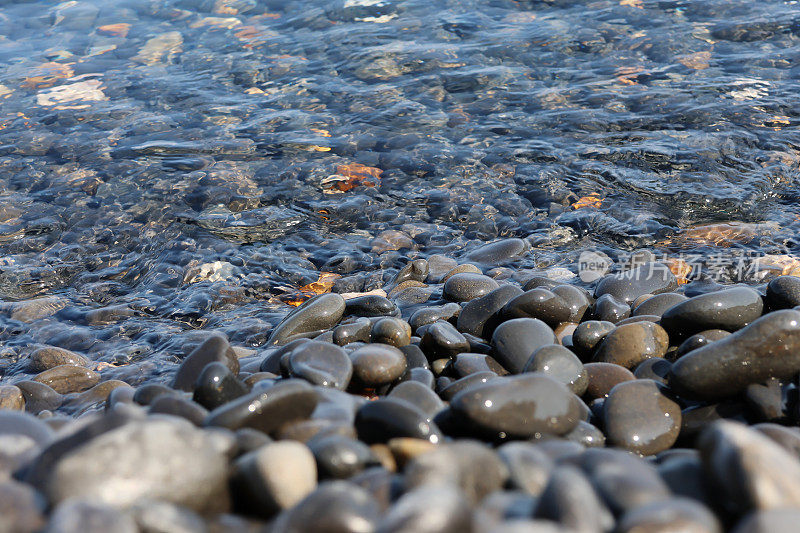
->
[0,0,799,386]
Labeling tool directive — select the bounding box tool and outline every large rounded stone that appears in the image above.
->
[501,288,572,328]
[670,310,800,400]
[594,263,678,304]
[267,293,346,345]
[491,318,556,374]
[443,273,499,302]
[592,321,669,369]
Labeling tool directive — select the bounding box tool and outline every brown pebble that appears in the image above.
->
[0,385,25,410]
[370,444,397,472]
[583,362,636,401]
[388,438,437,469]
[33,365,100,394]
[28,346,90,373]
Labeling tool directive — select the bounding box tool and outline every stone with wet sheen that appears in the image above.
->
[349,344,407,387]
[592,321,669,369]
[583,362,636,401]
[267,294,346,345]
[204,379,318,434]
[450,373,581,439]
[592,294,631,323]
[28,346,90,373]
[765,276,800,310]
[171,334,239,392]
[632,292,688,317]
[442,273,500,302]
[32,365,100,394]
[419,320,469,359]
[572,321,616,360]
[670,310,800,399]
[192,361,249,410]
[501,288,572,327]
[594,263,678,304]
[286,340,353,390]
[465,238,527,265]
[355,398,443,444]
[523,344,587,395]
[457,285,524,338]
[604,379,682,455]
[660,286,764,336]
[491,318,556,374]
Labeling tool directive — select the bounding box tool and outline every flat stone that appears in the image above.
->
[205,379,318,435]
[28,346,90,373]
[286,341,353,390]
[33,365,100,394]
[594,262,678,304]
[660,287,764,336]
[501,288,572,328]
[465,238,527,265]
[450,373,581,439]
[355,398,443,444]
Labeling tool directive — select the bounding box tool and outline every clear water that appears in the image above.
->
[0,0,798,387]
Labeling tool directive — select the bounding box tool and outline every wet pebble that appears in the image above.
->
[33,365,100,394]
[171,334,239,392]
[592,294,631,323]
[376,484,472,533]
[268,293,346,345]
[604,379,681,455]
[616,498,721,533]
[632,292,689,317]
[28,346,89,373]
[450,373,581,439]
[271,481,381,533]
[592,321,669,369]
[205,379,318,435]
[355,398,443,444]
[491,318,556,373]
[523,344,587,395]
[660,286,764,336]
[594,262,678,304]
[670,310,800,399]
[0,384,25,410]
[192,361,249,410]
[571,320,615,361]
[443,273,499,302]
[583,362,636,400]
[349,344,407,387]
[419,320,469,359]
[370,317,411,347]
[308,434,377,480]
[501,288,572,327]
[765,275,800,310]
[286,341,353,390]
[457,285,523,338]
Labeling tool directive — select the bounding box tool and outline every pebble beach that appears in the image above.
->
[1,0,800,531]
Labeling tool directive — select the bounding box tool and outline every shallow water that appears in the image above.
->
[0,0,799,389]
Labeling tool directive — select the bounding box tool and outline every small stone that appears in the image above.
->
[192,361,249,410]
[465,238,527,265]
[443,273,500,302]
[0,385,25,410]
[457,285,523,338]
[43,418,232,511]
[604,379,681,455]
[355,399,443,444]
[592,294,631,323]
[171,334,239,392]
[371,317,411,347]
[617,498,721,533]
[233,440,317,516]
[523,344,587,395]
[660,287,764,336]
[732,509,800,533]
[419,321,470,359]
[535,466,612,533]
[349,344,407,387]
[571,320,615,361]
[271,481,380,533]
[765,276,800,310]
[501,288,572,328]
[33,365,100,394]
[205,379,318,435]
[583,362,636,401]
[404,441,509,504]
[286,341,353,390]
[267,293,346,345]
[344,295,397,317]
[632,292,688,317]
[376,484,472,533]
[497,442,554,496]
[592,321,669,369]
[308,434,377,479]
[388,381,445,418]
[491,318,556,374]
[594,262,678,304]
